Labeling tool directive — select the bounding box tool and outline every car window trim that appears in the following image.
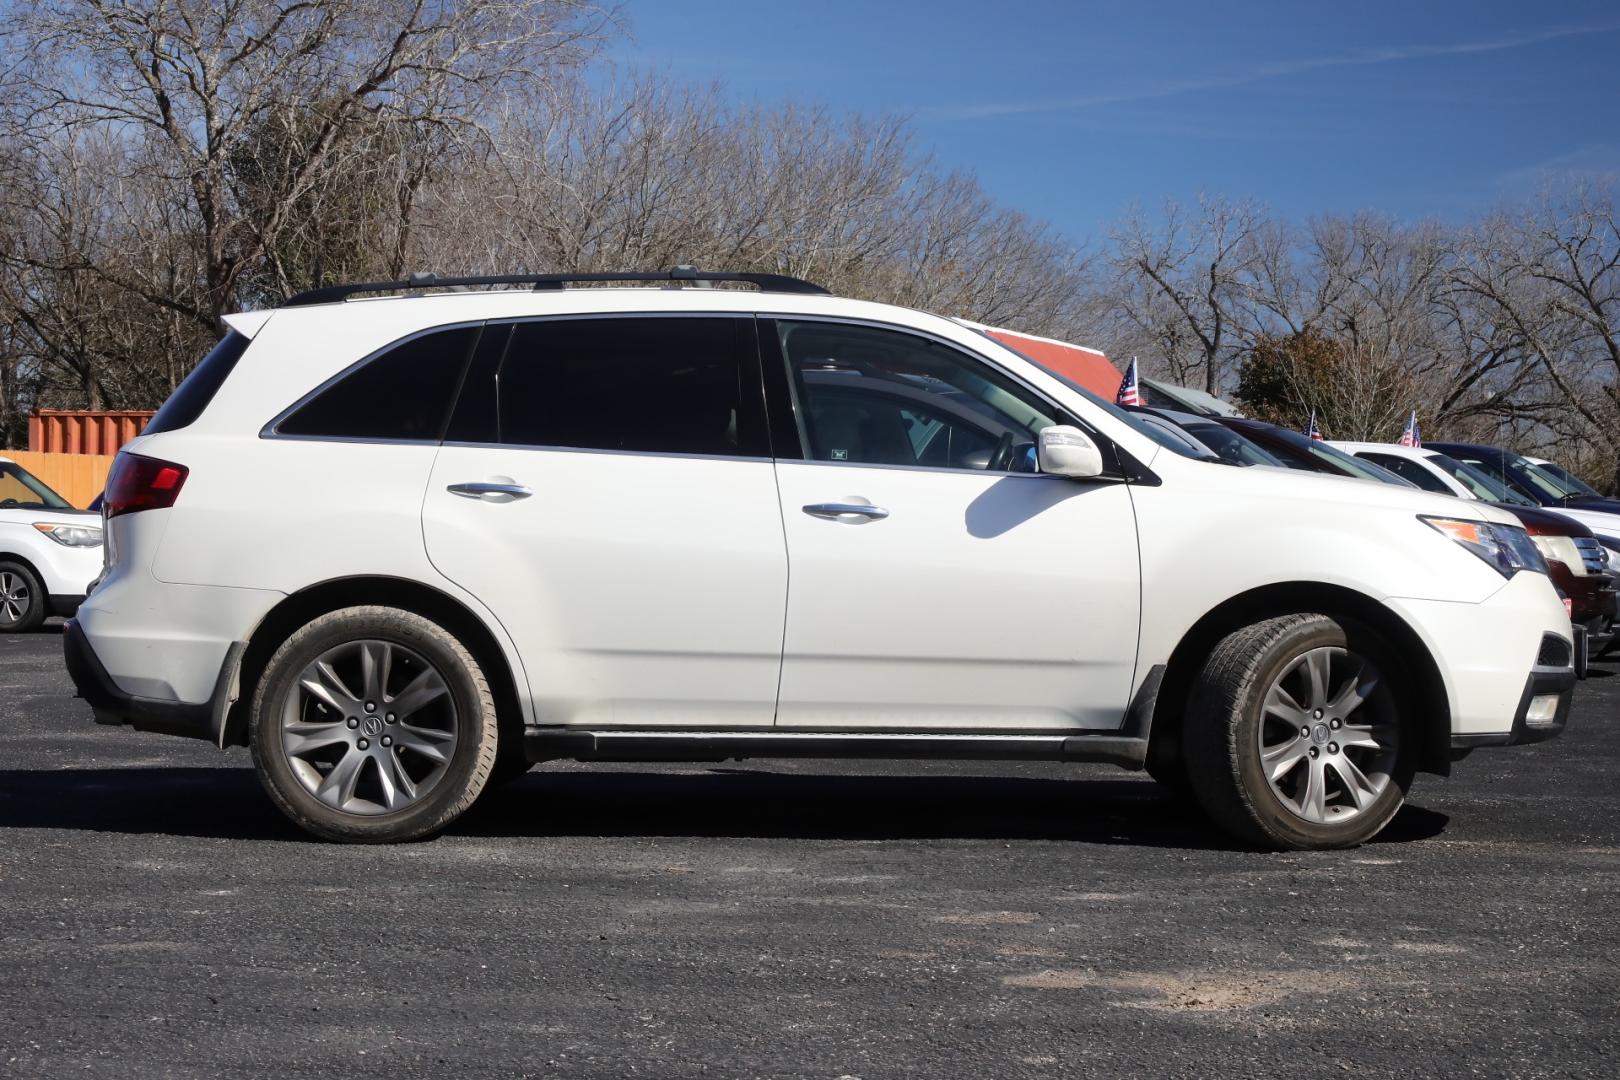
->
[471,311,770,460]
[755,314,1127,480]
[260,319,486,443]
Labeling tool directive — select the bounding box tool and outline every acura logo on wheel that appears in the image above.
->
[361,716,384,737]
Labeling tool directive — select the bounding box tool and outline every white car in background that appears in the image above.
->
[67,268,1577,850]
[0,456,103,631]
[1522,457,1620,572]
[1331,441,1619,579]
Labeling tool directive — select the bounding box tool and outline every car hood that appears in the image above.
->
[0,508,98,526]
[1495,503,1593,536]
[1562,496,1620,516]
[1172,460,1525,526]
[1536,503,1620,543]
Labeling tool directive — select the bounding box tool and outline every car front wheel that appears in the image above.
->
[0,561,46,632]
[249,605,499,842]
[1185,613,1413,850]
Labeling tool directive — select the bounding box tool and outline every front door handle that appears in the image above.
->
[803,501,889,522]
[448,481,532,500]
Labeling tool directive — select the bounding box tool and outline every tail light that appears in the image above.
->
[104,453,189,518]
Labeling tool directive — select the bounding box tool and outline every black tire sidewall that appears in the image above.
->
[1230,617,1414,849]
[0,560,46,632]
[249,608,495,842]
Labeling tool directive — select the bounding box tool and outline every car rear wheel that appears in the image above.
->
[249,606,499,842]
[0,561,46,633]
[1185,613,1413,851]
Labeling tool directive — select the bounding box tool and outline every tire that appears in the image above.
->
[0,560,46,633]
[1184,613,1414,851]
[249,605,499,842]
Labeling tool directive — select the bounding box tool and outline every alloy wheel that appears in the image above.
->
[1257,646,1399,825]
[279,639,458,816]
[0,571,30,626]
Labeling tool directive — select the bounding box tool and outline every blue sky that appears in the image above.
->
[615,0,1620,243]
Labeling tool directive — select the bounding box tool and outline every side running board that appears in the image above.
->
[524,729,1149,768]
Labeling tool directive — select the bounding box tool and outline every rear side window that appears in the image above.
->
[276,325,479,441]
[451,316,763,457]
[145,331,251,434]
[1358,453,1451,493]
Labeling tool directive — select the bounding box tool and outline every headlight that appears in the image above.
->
[1530,534,1584,573]
[1422,516,1546,577]
[1601,536,1620,571]
[32,522,104,548]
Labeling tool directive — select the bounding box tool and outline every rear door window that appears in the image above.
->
[449,316,766,457]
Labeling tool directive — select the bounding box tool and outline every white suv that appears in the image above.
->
[1,456,103,631]
[67,269,1577,849]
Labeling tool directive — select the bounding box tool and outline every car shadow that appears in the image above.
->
[0,765,1450,850]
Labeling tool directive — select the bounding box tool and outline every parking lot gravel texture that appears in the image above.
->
[2,628,1618,1079]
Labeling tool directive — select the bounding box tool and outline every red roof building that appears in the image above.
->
[972,324,1121,398]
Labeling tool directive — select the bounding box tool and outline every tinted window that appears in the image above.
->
[1359,453,1451,493]
[1182,422,1284,467]
[781,321,1058,472]
[277,325,479,440]
[1531,460,1600,498]
[146,331,250,434]
[1428,455,1536,505]
[490,317,758,456]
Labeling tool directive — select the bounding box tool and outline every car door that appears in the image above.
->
[422,315,788,729]
[763,317,1142,732]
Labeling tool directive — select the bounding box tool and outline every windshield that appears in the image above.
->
[1183,421,1286,467]
[1428,455,1536,505]
[1131,413,1222,461]
[1262,428,1416,485]
[0,461,73,510]
[1528,460,1602,499]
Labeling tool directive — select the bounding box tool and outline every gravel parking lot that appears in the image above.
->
[2,627,1617,1079]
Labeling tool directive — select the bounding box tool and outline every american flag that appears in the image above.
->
[1305,410,1322,441]
[1398,410,1421,448]
[1116,357,1142,407]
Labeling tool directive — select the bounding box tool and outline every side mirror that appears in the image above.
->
[1037,425,1104,479]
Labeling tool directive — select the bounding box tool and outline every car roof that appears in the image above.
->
[1424,441,1498,455]
[1326,441,1439,459]
[1136,405,1218,427]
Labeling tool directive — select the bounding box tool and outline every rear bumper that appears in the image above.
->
[63,617,236,744]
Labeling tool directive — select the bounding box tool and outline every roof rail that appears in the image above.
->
[281,265,829,307]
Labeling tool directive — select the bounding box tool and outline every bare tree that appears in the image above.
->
[1107,197,1265,394]
[1450,186,1620,487]
[0,0,611,326]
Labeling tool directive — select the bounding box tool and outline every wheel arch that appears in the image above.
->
[0,550,45,580]
[220,575,526,750]
[1145,581,1454,778]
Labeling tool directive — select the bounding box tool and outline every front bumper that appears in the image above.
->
[1387,570,1575,738]
[1451,660,1577,754]
[63,617,234,743]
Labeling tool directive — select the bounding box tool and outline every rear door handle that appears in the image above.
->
[803,502,889,522]
[447,482,532,500]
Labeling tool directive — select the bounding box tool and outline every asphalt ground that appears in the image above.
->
[1,626,1617,1079]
